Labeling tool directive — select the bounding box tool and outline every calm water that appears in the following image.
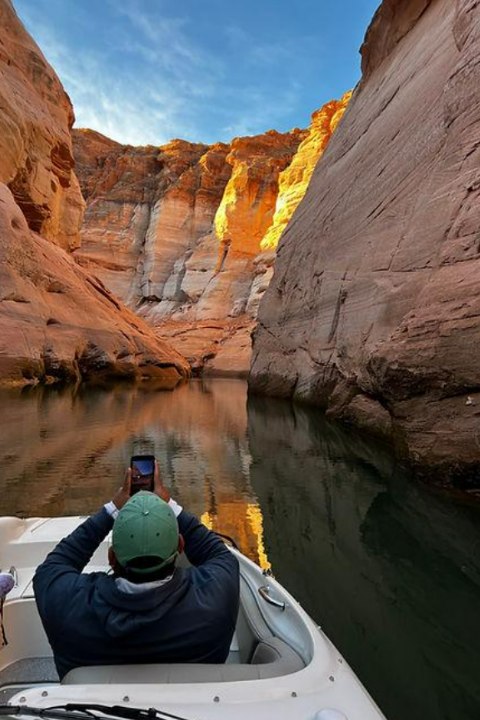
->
[0,379,479,720]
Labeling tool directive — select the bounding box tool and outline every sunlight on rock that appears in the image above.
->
[260,91,352,250]
[214,131,305,255]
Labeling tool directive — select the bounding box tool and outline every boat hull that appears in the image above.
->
[0,516,386,719]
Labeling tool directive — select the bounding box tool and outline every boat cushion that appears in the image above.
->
[61,638,305,684]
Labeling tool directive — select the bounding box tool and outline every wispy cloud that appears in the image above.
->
[221,81,303,139]
[113,0,224,87]
[14,0,314,147]
[15,1,217,145]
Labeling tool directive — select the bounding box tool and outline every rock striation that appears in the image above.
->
[250,0,480,482]
[74,132,216,305]
[73,100,347,375]
[73,128,303,374]
[0,0,84,250]
[261,92,352,250]
[0,184,189,386]
[214,130,306,254]
[0,0,189,386]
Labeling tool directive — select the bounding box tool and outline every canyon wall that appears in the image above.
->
[73,129,303,376]
[0,0,84,250]
[250,0,480,482]
[261,91,352,250]
[0,0,189,386]
[73,96,348,375]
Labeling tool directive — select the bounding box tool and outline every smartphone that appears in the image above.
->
[130,455,155,495]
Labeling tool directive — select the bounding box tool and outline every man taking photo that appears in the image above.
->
[33,464,240,680]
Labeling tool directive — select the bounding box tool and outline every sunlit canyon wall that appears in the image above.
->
[72,93,351,376]
[0,0,189,387]
[250,0,480,481]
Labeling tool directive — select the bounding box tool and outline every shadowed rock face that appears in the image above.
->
[250,0,480,482]
[0,0,189,387]
[0,184,189,386]
[0,0,84,250]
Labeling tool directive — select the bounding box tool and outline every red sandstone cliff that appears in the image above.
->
[73,98,348,375]
[0,0,189,386]
[0,0,84,250]
[73,128,307,375]
[250,0,480,483]
[0,184,189,385]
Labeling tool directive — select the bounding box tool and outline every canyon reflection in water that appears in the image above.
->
[1,379,479,720]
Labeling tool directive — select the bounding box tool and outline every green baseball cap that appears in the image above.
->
[112,491,179,574]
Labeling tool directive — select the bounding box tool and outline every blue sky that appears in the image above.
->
[14,0,380,146]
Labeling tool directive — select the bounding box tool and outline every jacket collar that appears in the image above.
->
[95,567,187,611]
[115,574,173,594]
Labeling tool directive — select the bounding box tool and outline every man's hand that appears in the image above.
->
[154,461,170,502]
[111,468,132,511]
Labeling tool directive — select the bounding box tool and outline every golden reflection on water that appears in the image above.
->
[0,379,269,566]
[246,504,270,571]
[201,504,270,571]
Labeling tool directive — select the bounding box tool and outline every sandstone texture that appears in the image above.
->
[0,0,84,250]
[73,128,306,374]
[0,183,189,386]
[250,0,480,482]
[214,130,306,254]
[0,1,189,387]
[73,101,346,375]
[261,92,351,250]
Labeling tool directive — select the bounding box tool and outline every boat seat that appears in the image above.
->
[0,657,58,686]
[61,638,305,684]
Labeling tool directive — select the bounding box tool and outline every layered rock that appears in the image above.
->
[73,132,216,305]
[0,0,189,387]
[214,130,306,253]
[250,0,480,482]
[73,98,351,375]
[0,0,84,250]
[0,184,189,386]
[73,127,309,374]
[261,91,352,250]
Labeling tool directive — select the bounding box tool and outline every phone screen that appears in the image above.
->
[130,455,155,495]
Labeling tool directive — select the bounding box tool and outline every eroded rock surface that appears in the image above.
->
[261,92,352,250]
[214,130,306,254]
[0,2,189,387]
[0,0,84,250]
[250,0,480,482]
[73,101,347,375]
[0,183,189,386]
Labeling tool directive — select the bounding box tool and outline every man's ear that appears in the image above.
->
[178,534,185,555]
[108,546,119,571]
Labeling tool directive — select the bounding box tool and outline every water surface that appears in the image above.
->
[0,379,479,720]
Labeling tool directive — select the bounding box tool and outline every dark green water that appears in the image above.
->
[0,379,479,720]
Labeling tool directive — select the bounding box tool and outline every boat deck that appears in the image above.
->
[0,657,58,702]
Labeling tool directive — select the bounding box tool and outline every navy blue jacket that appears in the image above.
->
[33,507,239,679]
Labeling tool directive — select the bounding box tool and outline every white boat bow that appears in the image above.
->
[0,516,386,720]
